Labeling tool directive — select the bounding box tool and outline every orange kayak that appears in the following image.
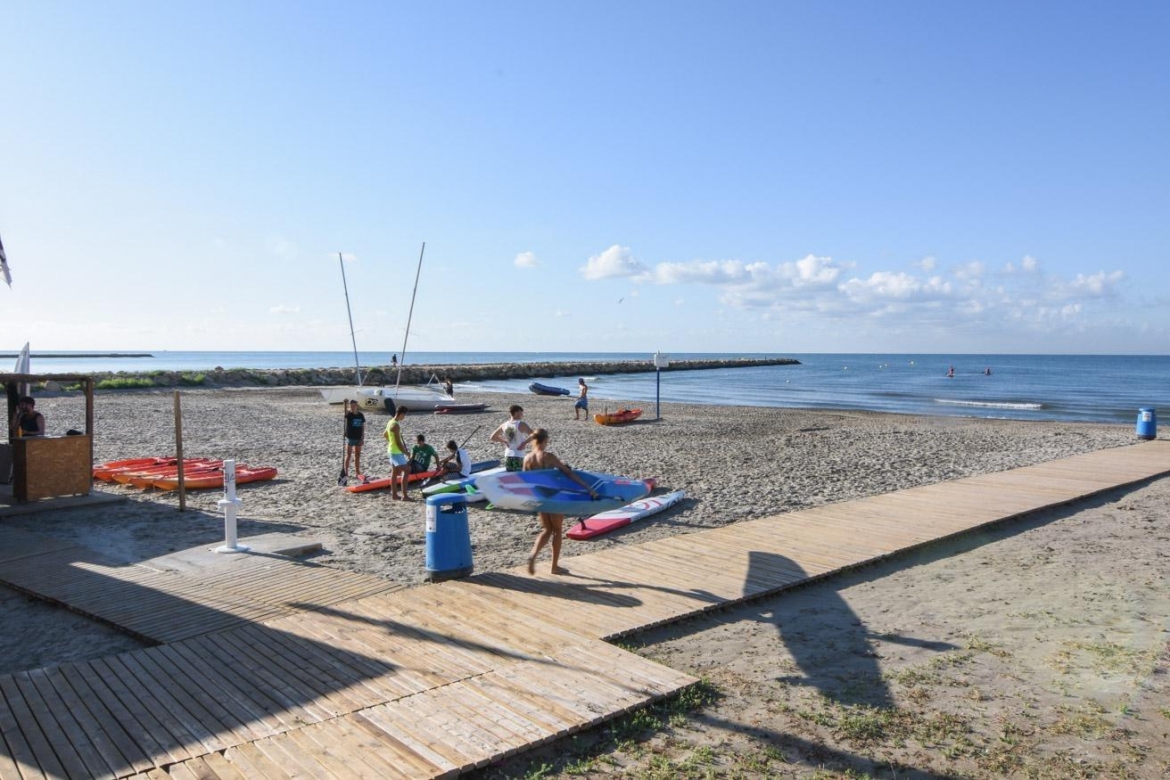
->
[594,408,643,426]
[126,461,223,489]
[152,466,278,491]
[111,459,219,484]
[94,457,175,481]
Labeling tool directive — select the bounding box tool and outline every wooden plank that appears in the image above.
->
[247,733,331,780]
[0,678,47,780]
[154,644,285,738]
[324,716,429,780]
[225,626,366,716]
[135,649,261,748]
[81,657,194,766]
[102,654,222,756]
[193,633,335,725]
[40,665,143,778]
[5,673,88,780]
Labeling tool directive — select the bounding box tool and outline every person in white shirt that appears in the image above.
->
[439,440,473,478]
[490,404,533,472]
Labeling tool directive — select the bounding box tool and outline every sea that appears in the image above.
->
[11,351,1169,425]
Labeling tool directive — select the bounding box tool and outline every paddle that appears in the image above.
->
[421,425,483,489]
[338,399,352,486]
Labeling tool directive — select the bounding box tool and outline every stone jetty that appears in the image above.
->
[45,356,800,391]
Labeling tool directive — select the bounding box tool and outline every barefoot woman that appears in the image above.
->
[523,428,597,575]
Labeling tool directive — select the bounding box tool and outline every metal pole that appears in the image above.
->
[338,252,363,386]
[395,242,426,392]
[656,366,661,421]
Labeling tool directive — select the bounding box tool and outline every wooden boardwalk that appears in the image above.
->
[0,531,404,643]
[0,440,1167,779]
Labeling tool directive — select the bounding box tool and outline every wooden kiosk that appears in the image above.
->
[3,373,95,502]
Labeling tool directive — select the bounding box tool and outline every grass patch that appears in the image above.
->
[95,377,154,390]
[179,373,207,386]
[1050,703,1114,739]
[1070,641,1158,676]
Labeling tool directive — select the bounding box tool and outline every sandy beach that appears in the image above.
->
[4,387,1167,777]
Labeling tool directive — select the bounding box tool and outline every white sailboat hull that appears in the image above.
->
[319,384,455,412]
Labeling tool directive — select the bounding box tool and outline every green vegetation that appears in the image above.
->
[95,377,154,390]
[179,373,207,386]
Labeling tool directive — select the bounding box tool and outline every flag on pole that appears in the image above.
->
[0,233,10,287]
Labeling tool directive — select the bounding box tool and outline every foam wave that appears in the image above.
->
[934,398,1044,411]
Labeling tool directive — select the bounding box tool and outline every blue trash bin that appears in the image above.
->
[1136,408,1157,440]
[425,493,473,582]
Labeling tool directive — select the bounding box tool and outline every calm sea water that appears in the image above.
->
[17,351,1169,424]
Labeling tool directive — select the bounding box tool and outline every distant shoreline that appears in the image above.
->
[0,353,154,359]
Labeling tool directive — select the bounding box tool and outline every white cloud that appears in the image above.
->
[1069,270,1124,297]
[1021,254,1039,272]
[266,237,298,259]
[952,261,985,281]
[270,305,300,314]
[916,255,937,272]
[841,272,953,303]
[514,251,538,269]
[580,245,646,280]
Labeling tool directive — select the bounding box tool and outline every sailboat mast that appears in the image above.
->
[338,252,363,386]
[395,241,426,392]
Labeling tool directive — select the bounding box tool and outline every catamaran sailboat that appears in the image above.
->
[318,245,455,413]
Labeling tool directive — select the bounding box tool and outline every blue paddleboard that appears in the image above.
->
[474,469,652,515]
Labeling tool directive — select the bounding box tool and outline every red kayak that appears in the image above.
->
[111,459,219,484]
[346,468,441,494]
[94,457,177,481]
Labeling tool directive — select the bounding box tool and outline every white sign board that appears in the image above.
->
[652,352,671,369]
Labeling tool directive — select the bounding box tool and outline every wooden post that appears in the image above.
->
[85,378,94,468]
[173,390,186,512]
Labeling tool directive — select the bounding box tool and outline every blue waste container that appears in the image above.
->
[425,493,473,582]
[1136,407,1157,440]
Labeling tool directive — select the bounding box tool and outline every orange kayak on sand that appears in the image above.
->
[593,408,643,426]
[111,459,219,484]
[94,457,177,481]
[152,466,278,491]
[126,461,223,489]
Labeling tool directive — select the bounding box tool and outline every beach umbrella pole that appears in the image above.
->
[216,460,250,554]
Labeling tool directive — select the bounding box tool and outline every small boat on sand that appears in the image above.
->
[529,382,570,396]
[594,408,643,426]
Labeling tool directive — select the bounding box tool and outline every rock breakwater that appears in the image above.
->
[45,356,800,391]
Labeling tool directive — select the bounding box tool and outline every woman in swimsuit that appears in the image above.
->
[522,428,597,575]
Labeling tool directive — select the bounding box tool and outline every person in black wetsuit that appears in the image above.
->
[342,399,366,483]
[9,396,45,438]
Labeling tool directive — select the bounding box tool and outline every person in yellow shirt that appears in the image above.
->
[383,406,411,500]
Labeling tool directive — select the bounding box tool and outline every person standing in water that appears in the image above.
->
[573,378,589,421]
[523,428,597,576]
[490,404,533,472]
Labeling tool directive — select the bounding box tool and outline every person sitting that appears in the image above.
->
[409,434,439,474]
[9,396,45,438]
[439,439,472,477]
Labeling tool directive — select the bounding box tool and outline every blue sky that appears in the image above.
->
[2,1,1167,354]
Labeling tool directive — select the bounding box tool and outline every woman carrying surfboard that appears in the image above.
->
[522,428,597,576]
